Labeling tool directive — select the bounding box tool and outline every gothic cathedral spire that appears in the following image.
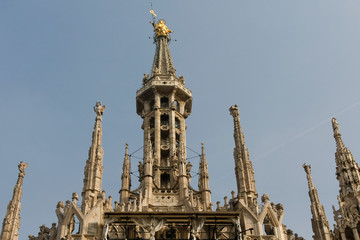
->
[0,162,28,240]
[303,164,333,240]
[81,102,106,213]
[229,105,258,207]
[331,118,360,239]
[135,19,194,211]
[198,143,212,211]
[120,144,131,204]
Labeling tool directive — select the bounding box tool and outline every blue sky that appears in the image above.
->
[1,1,360,239]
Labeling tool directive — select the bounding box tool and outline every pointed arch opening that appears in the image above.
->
[161,97,169,108]
[161,173,171,189]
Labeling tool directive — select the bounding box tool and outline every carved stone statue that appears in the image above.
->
[37,224,50,240]
[178,75,185,84]
[261,194,270,203]
[151,19,173,38]
[138,162,144,181]
[142,73,149,85]
[104,196,113,212]
[94,102,106,116]
[186,162,192,175]
[18,161,28,177]
[72,192,78,205]
[229,105,239,118]
[49,223,57,240]
[332,118,339,135]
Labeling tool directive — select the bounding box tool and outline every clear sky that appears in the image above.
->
[1,1,360,239]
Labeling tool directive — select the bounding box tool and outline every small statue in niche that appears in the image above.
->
[186,162,192,178]
[138,162,144,181]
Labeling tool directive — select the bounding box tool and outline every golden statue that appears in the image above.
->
[151,19,173,38]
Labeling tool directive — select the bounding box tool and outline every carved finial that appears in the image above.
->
[303,163,314,189]
[261,194,270,203]
[302,163,311,175]
[125,143,129,155]
[229,105,239,118]
[332,118,340,135]
[201,142,205,156]
[18,161,28,177]
[332,117,345,149]
[56,201,64,209]
[94,102,106,116]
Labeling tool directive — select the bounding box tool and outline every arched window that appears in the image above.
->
[175,118,180,129]
[174,100,179,111]
[149,100,155,111]
[161,173,170,188]
[161,97,169,108]
[161,114,169,125]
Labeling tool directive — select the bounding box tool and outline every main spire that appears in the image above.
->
[134,16,194,211]
[81,102,106,213]
[303,164,332,240]
[0,162,28,240]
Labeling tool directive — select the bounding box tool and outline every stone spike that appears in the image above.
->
[81,102,105,213]
[125,143,129,155]
[201,142,205,156]
[332,118,345,150]
[331,118,360,238]
[120,143,131,204]
[198,143,212,210]
[0,162,28,240]
[303,164,333,240]
[229,105,258,207]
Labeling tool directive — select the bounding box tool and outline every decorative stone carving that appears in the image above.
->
[94,102,106,116]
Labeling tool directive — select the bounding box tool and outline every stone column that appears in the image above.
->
[353,228,360,240]
[178,116,189,200]
[154,94,161,165]
[340,231,346,240]
[153,93,161,186]
[169,91,176,158]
